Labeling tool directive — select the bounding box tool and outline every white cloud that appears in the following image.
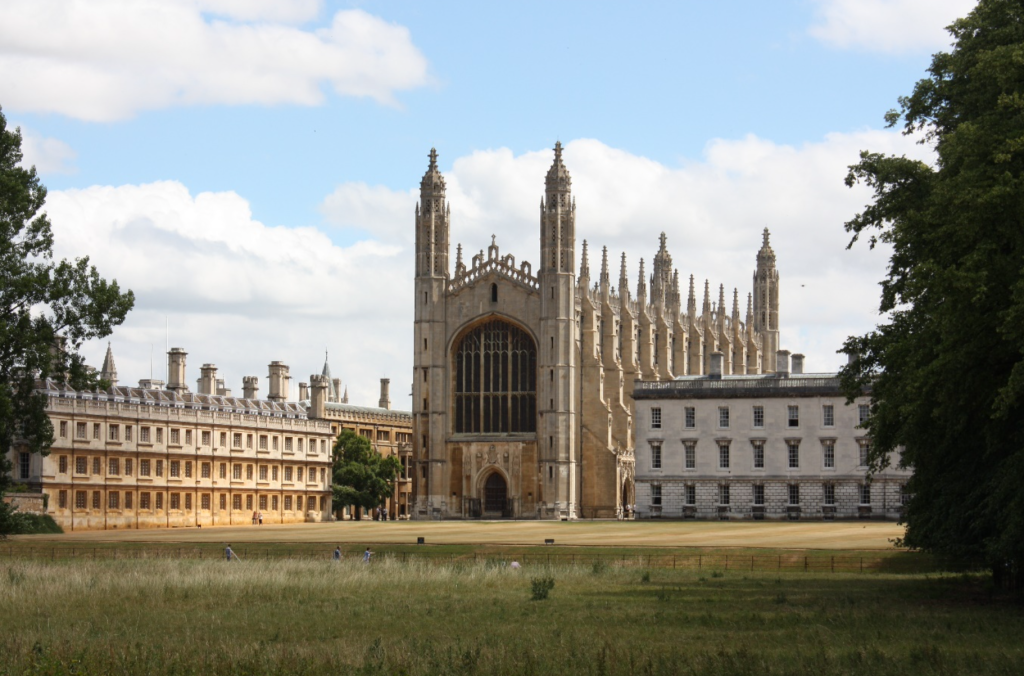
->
[53,131,933,409]
[0,1,430,121]
[323,132,933,378]
[15,124,76,174]
[809,0,977,54]
[46,181,408,406]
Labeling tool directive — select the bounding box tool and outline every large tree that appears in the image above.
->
[0,106,134,532]
[331,429,401,520]
[840,0,1024,583]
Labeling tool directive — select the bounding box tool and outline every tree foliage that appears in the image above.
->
[0,106,134,531]
[331,429,401,520]
[839,0,1024,581]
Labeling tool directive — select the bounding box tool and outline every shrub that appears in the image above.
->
[530,577,555,601]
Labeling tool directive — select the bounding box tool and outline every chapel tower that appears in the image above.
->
[537,142,578,518]
[413,148,450,516]
[752,228,780,371]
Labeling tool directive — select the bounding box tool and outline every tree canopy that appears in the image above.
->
[0,106,134,532]
[331,429,401,520]
[839,0,1024,582]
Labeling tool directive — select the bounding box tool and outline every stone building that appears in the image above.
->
[302,373,413,519]
[9,348,412,530]
[631,352,911,520]
[412,144,785,519]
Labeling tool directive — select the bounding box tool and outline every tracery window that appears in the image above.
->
[453,320,536,434]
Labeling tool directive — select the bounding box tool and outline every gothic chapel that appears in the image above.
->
[411,144,782,519]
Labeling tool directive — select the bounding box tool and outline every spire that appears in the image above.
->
[687,274,696,315]
[651,232,673,301]
[732,288,740,321]
[321,352,338,402]
[455,243,463,268]
[545,141,572,197]
[342,386,349,404]
[619,252,629,299]
[600,246,610,286]
[100,342,117,386]
[421,147,445,193]
[746,292,754,325]
[637,258,647,298]
[702,280,711,315]
[718,284,726,316]
[416,147,449,278]
[580,240,590,280]
[757,227,776,267]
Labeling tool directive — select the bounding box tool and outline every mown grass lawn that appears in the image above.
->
[2,557,1020,675]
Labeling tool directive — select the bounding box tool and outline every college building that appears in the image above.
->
[8,346,412,530]
[631,351,910,520]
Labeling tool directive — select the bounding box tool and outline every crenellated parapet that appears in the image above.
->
[447,235,539,294]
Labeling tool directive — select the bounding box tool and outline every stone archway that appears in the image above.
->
[484,472,508,514]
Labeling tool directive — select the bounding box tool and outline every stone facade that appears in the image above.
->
[632,358,911,520]
[412,144,785,519]
[8,350,413,530]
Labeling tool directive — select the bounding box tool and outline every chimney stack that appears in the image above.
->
[267,361,290,402]
[379,378,391,410]
[198,364,218,395]
[309,374,328,419]
[790,354,804,375]
[298,382,309,401]
[776,349,791,376]
[167,348,189,393]
[709,351,724,379]
[242,376,259,400]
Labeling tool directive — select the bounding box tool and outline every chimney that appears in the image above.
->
[709,351,724,379]
[298,382,309,401]
[215,378,230,396]
[167,348,189,393]
[309,374,328,419]
[776,349,791,376]
[198,364,218,395]
[379,378,391,410]
[790,354,804,375]
[267,361,290,402]
[242,376,259,400]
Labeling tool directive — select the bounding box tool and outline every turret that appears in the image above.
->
[415,148,450,278]
[309,374,328,419]
[198,364,218,395]
[753,228,781,370]
[379,378,391,410]
[540,141,575,274]
[242,375,259,400]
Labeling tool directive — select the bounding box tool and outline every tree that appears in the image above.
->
[0,106,134,534]
[331,429,401,520]
[839,0,1024,584]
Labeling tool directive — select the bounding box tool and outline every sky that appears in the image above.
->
[3,0,976,408]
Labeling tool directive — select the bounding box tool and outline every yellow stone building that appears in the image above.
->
[9,346,412,530]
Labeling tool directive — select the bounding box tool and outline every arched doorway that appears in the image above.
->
[484,472,508,514]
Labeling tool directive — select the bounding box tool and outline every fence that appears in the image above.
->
[1,545,948,574]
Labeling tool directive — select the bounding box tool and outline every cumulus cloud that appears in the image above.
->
[809,0,977,54]
[323,133,934,378]
[54,131,933,409]
[15,124,76,174]
[46,181,408,406]
[0,0,430,121]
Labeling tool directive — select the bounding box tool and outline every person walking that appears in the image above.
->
[251,511,257,525]
[225,544,236,561]
[363,547,372,563]
[258,511,263,526]
[333,546,342,562]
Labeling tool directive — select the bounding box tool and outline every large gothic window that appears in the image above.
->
[453,320,536,434]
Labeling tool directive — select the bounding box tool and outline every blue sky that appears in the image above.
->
[3,0,975,406]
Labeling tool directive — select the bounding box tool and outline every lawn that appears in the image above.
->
[1,557,1020,675]
[13,518,907,550]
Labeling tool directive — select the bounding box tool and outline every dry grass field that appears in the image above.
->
[13,519,907,550]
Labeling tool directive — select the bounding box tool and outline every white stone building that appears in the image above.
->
[632,351,911,520]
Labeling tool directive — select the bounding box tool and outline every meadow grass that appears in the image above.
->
[1,556,1021,675]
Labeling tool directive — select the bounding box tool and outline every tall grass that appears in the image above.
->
[1,558,1021,674]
